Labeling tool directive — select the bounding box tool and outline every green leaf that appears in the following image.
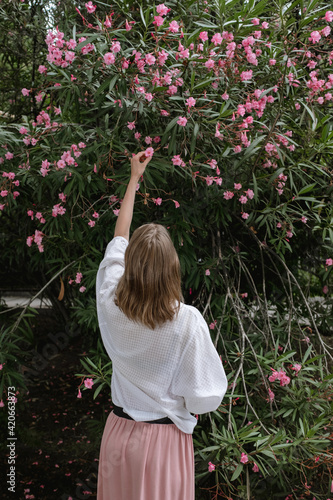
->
[302,345,313,364]
[193,20,218,28]
[191,123,200,154]
[193,78,216,91]
[231,464,243,481]
[298,183,316,196]
[252,172,258,199]
[160,117,179,147]
[139,4,146,27]
[93,382,106,399]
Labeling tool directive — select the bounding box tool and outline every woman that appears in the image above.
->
[96,151,228,500]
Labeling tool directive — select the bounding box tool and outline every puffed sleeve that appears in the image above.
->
[171,313,228,414]
[96,236,129,300]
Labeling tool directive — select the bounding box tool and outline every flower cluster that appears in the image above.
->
[26,230,45,253]
[269,367,291,386]
[0,168,20,210]
[68,272,86,292]
[45,27,78,68]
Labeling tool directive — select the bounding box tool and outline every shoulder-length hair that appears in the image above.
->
[114,223,184,330]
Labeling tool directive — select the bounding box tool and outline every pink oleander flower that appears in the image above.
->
[154,197,162,205]
[57,160,66,169]
[291,363,302,375]
[223,191,234,200]
[267,388,275,402]
[252,18,260,25]
[269,368,291,386]
[199,31,208,42]
[22,88,30,96]
[26,236,34,247]
[322,26,331,37]
[239,195,248,204]
[241,70,253,81]
[156,3,169,16]
[173,200,180,208]
[205,269,210,276]
[240,453,248,464]
[252,463,259,472]
[52,204,66,217]
[242,212,249,219]
[208,462,215,472]
[234,183,242,190]
[301,216,308,223]
[84,378,94,389]
[88,220,95,227]
[186,97,196,107]
[245,189,254,199]
[104,52,115,65]
[85,1,96,13]
[168,20,179,33]
[325,10,333,22]
[177,116,187,126]
[211,33,223,45]
[234,145,242,153]
[144,147,154,157]
[326,258,333,266]
[38,65,47,74]
[75,272,83,284]
[79,286,86,293]
[153,15,165,27]
[309,30,321,43]
[145,53,156,66]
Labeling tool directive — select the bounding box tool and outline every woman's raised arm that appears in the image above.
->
[114,152,152,241]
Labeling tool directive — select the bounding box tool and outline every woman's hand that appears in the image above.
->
[130,151,152,180]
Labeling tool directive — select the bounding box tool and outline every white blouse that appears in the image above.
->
[96,236,228,434]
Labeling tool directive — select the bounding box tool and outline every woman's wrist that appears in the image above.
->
[130,175,140,184]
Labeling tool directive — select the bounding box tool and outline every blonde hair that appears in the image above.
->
[114,223,184,330]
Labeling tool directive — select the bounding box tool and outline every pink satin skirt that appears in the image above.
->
[97,411,195,500]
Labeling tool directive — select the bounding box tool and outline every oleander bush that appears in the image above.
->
[1,0,333,498]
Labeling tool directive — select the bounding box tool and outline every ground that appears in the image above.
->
[1,309,110,500]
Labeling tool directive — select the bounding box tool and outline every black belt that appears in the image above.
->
[112,405,173,424]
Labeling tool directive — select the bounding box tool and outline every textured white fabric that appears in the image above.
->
[96,236,228,434]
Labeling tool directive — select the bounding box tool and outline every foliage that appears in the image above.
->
[1,0,333,497]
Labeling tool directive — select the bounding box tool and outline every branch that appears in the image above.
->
[6,258,83,335]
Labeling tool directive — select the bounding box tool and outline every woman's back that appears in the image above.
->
[96,234,228,434]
